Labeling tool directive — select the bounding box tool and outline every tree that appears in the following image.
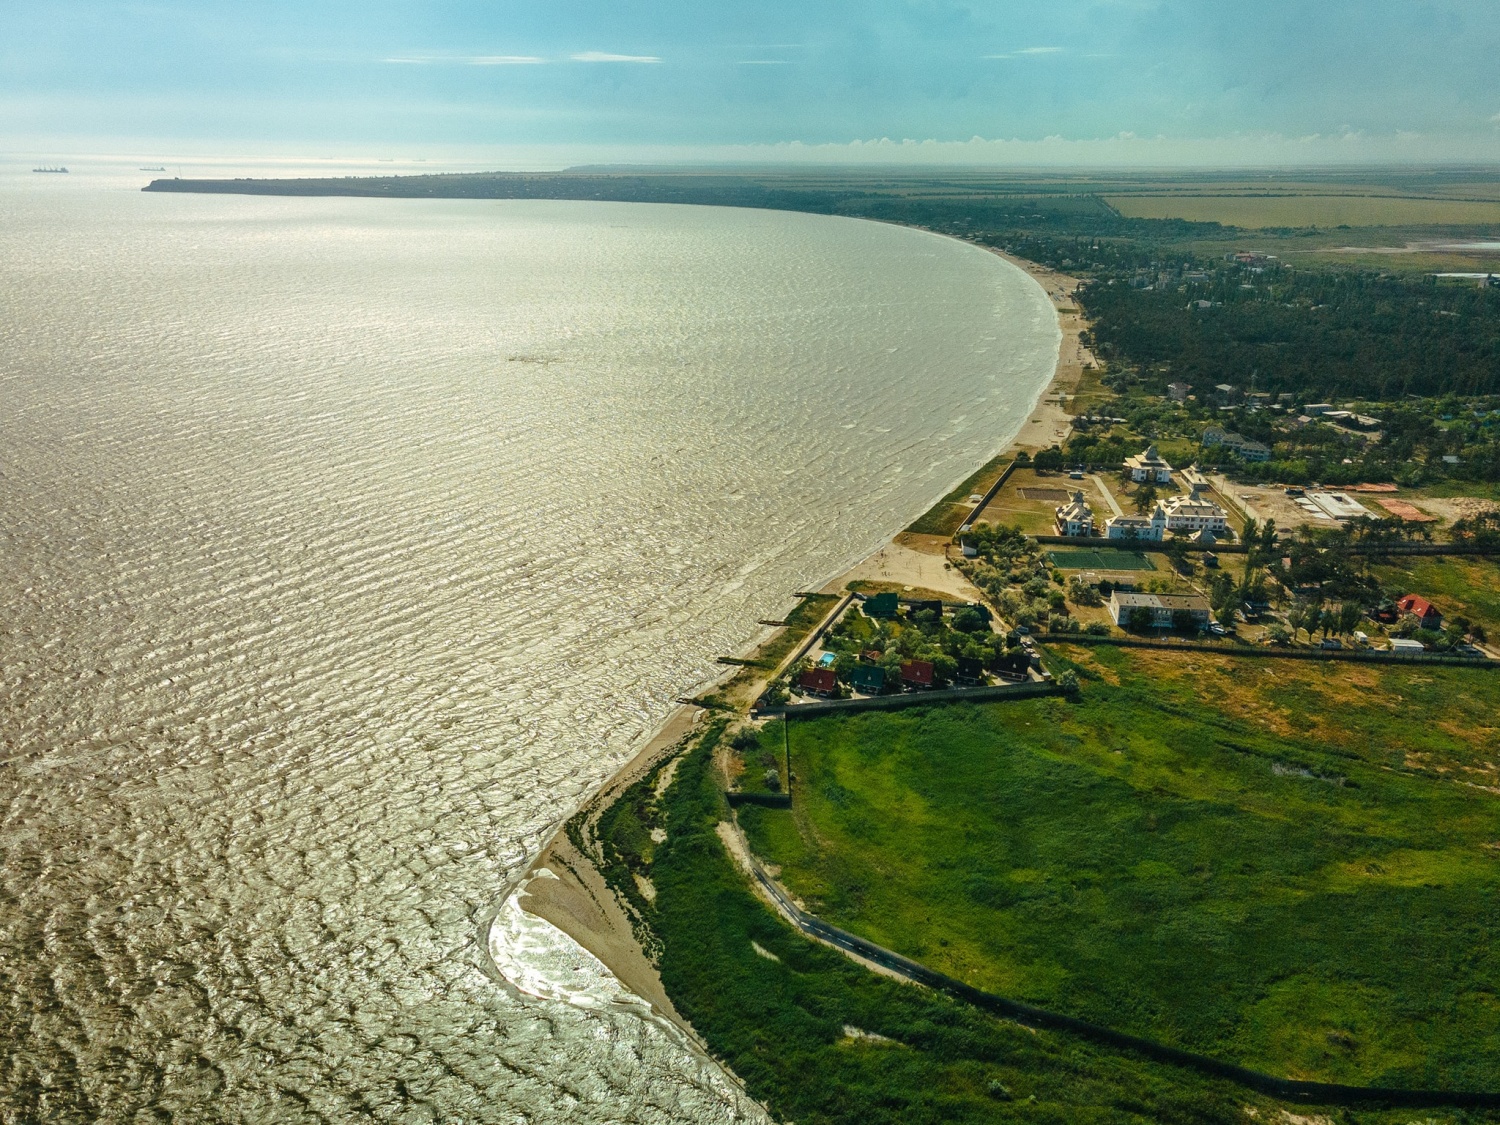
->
[1336,602,1363,637]
[1213,593,1239,627]
[1133,483,1159,514]
[1268,624,1292,646]
[1127,606,1155,633]
[1171,608,1197,633]
[1033,446,1065,471]
[1057,669,1081,694]
[951,606,987,633]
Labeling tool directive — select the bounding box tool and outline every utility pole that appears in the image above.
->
[783,715,792,802]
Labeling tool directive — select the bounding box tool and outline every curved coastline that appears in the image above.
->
[492,244,1087,1053]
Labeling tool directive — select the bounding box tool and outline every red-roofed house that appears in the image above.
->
[1396,594,1443,630]
[900,660,935,690]
[798,668,838,697]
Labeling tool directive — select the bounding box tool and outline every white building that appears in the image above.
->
[1161,485,1230,536]
[1201,427,1271,462]
[1054,491,1095,537]
[1108,591,1212,628]
[1105,506,1167,542]
[1308,491,1372,521]
[1124,445,1174,484]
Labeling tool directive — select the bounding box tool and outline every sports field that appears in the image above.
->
[1105,193,1500,229]
[1047,547,1155,570]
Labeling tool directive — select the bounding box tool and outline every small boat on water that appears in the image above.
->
[139,166,166,172]
[32,166,69,173]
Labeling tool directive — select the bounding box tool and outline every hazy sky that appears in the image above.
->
[5,0,1500,164]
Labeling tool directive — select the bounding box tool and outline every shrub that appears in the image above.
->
[729,727,760,752]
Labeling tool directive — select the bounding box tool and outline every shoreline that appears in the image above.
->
[501,247,1088,1050]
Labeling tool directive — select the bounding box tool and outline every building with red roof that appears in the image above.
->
[797,668,838,697]
[899,660,935,690]
[1396,594,1443,630]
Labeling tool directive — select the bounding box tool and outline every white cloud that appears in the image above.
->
[571,51,661,63]
[382,55,546,65]
[983,47,1064,59]
[1491,112,1500,126]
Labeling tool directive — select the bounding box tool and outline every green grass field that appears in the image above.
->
[741,653,1500,1089]
[1047,548,1156,571]
[598,723,1293,1124]
[1369,554,1500,638]
[907,454,1012,536]
[1105,193,1500,229]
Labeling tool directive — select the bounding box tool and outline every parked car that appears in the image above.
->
[1207,623,1227,637]
[1319,638,1342,650]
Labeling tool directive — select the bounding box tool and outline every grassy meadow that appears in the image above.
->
[1369,555,1500,641]
[739,648,1500,1088]
[601,723,1278,1124]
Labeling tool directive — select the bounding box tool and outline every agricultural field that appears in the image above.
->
[1105,193,1500,229]
[739,650,1500,1088]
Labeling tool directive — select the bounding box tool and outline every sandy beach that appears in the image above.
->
[506,251,1086,1046]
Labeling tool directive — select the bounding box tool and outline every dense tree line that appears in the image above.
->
[1082,271,1500,400]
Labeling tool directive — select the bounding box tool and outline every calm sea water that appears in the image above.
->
[0,180,1058,1122]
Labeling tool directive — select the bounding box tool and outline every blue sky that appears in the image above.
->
[4,0,1500,164]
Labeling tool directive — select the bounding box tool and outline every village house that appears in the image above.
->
[797,668,838,697]
[900,659,935,690]
[1212,384,1239,407]
[1167,382,1192,402]
[1124,444,1174,484]
[849,664,885,695]
[1105,506,1167,542]
[1054,490,1096,537]
[1108,591,1213,629]
[1396,594,1443,631]
[1160,484,1230,536]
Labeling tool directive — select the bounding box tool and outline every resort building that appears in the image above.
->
[1108,591,1212,629]
[1160,485,1230,536]
[1201,427,1271,462]
[1054,490,1096,537]
[1124,444,1174,484]
[1105,506,1167,542]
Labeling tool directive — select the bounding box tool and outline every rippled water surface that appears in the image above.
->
[0,184,1057,1122]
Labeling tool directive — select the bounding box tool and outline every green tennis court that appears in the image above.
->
[1047,548,1156,571]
